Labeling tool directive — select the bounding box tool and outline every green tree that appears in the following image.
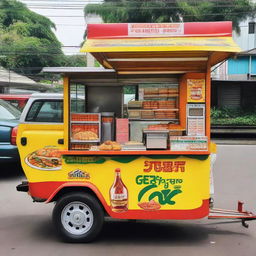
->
[63,55,87,67]
[0,0,64,75]
[84,0,255,33]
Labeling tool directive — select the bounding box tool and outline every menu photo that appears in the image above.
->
[187,79,205,103]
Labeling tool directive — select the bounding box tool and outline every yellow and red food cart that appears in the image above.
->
[17,22,256,242]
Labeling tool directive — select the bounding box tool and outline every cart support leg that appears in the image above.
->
[241,219,249,228]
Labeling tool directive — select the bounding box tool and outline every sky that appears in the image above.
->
[17,0,256,54]
[19,0,103,54]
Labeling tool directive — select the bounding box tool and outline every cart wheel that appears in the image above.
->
[52,192,104,243]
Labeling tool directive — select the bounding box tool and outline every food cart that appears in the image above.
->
[17,22,256,242]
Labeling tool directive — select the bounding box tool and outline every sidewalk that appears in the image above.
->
[212,138,256,145]
[211,125,256,145]
[211,126,256,135]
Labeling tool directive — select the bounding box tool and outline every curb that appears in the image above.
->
[212,139,256,145]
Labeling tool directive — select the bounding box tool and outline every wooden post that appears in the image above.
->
[206,60,211,145]
[63,76,70,149]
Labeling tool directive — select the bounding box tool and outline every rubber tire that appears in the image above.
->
[52,192,104,243]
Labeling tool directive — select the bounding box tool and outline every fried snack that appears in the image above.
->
[138,200,161,211]
[99,141,121,151]
[99,144,112,150]
[73,131,98,140]
[112,142,122,151]
[125,141,143,145]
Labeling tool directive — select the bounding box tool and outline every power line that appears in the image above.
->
[20,0,101,2]
[20,0,252,3]
[54,24,85,26]
[41,15,85,17]
[16,4,256,9]
[4,1,255,14]
[0,51,85,56]
[14,11,256,17]
[0,42,83,47]
[0,11,252,18]
[8,0,256,9]
[27,6,89,10]
[4,5,254,13]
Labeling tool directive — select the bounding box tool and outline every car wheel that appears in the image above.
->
[52,192,104,243]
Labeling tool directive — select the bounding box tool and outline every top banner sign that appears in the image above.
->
[128,23,184,37]
[87,22,233,39]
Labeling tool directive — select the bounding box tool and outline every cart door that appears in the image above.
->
[17,99,64,174]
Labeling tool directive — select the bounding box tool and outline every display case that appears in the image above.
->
[128,85,179,121]
[70,113,101,150]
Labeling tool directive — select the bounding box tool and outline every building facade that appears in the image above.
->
[212,15,256,110]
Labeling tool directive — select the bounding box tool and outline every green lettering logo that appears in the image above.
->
[136,175,182,206]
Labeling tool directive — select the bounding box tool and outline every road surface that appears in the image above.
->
[0,145,255,256]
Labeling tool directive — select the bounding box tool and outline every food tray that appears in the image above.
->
[144,88,159,95]
[128,101,143,108]
[159,88,169,95]
[71,124,99,141]
[128,110,141,119]
[71,113,100,121]
[71,144,93,150]
[142,101,159,109]
[169,131,183,136]
[141,110,154,119]
[154,110,177,119]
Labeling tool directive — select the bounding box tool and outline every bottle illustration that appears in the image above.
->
[110,168,128,212]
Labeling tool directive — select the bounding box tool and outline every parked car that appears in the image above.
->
[19,92,85,123]
[0,99,21,163]
[0,94,31,110]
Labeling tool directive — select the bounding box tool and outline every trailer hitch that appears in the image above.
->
[209,201,256,228]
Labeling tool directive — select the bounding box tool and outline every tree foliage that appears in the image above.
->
[0,0,64,75]
[85,0,256,33]
[63,55,87,67]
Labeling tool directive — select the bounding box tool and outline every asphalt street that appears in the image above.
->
[0,145,256,256]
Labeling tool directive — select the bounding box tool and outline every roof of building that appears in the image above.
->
[0,67,51,91]
[238,48,256,56]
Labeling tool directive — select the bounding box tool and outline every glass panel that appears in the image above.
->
[69,82,102,149]
[26,100,63,122]
[0,99,21,120]
[123,85,136,118]
[189,108,204,116]
[249,22,255,34]
[70,83,86,113]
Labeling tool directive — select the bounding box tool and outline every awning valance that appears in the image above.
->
[82,37,240,53]
[81,22,241,74]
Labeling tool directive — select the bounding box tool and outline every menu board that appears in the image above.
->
[187,79,205,103]
[170,136,208,151]
[187,118,205,136]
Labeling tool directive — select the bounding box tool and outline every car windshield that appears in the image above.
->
[0,99,21,120]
